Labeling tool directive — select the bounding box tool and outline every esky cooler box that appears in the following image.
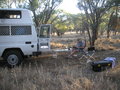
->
[91,57,116,72]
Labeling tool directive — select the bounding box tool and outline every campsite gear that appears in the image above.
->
[79,50,95,61]
[91,57,116,72]
[88,47,95,51]
[104,57,116,68]
[87,59,92,63]
[91,60,112,72]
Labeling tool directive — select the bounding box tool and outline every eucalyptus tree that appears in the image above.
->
[50,11,83,36]
[77,0,114,47]
[0,0,14,8]
[71,14,83,33]
[28,0,63,26]
[0,0,26,8]
[28,0,39,26]
[107,0,120,38]
[48,9,63,24]
[52,11,69,36]
[65,13,74,32]
[14,0,26,8]
[0,0,4,7]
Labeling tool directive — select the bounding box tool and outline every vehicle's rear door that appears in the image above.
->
[38,24,51,52]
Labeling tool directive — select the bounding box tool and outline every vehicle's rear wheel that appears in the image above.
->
[3,50,23,67]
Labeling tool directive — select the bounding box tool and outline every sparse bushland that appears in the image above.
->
[0,34,120,90]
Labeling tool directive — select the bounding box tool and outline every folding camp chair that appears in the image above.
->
[79,49,95,61]
[67,47,95,61]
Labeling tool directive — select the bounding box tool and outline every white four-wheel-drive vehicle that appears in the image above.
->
[0,8,51,67]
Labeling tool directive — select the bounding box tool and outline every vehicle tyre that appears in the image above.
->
[3,50,23,67]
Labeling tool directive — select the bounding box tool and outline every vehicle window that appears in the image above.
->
[0,10,21,19]
[39,26,50,38]
[11,26,31,35]
[0,26,9,35]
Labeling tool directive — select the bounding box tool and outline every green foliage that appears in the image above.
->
[29,0,39,11]
[70,14,83,31]
[0,0,3,7]
[1,0,119,39]
[112,0,120,6]
[0,0,26,8]
[53,11,69,33]
[49,10,84,36]
[77,0,115,46]
[0,0,14,8]
[27,0,63,25]
[106,0,120,38]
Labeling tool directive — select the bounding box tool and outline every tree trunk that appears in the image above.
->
[86,27,92,47]
[91,28,98,47]
[114,30,117,35]
[33,11,39,27]
[107,29,110,38]
[107,11,114,38]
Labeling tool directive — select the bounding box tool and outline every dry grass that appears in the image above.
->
[95,38,120,50]
[0,34,120,90]
[51,42,67,49]
[0,62,118,90]
[51,38,120,50]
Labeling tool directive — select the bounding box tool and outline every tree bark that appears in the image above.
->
[33,11,39,27]
[107,11,114,38]
[91,27,98,46]
[86,28,92,47]
[107,30,110,38]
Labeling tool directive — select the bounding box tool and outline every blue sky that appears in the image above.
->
[58,0,80,14]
